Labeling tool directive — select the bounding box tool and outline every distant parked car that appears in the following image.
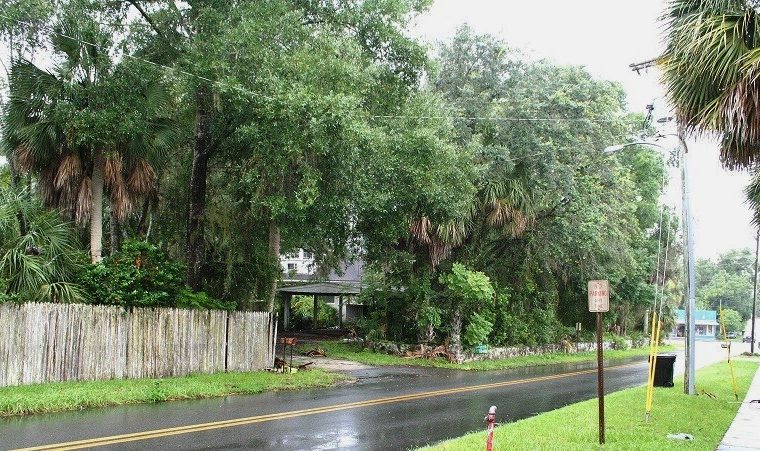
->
[744,336,755,343]
[727,331,738,339]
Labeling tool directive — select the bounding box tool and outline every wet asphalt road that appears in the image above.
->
[0,357,653,451]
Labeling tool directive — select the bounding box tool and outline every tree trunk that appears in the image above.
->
[90,149,105,263]
[135,197,151,237]
[110,206,122,255]
[450,306,463,362]
[223,248,234,298]
[266,219,281,312]
[186,86,212,290]
[8,159,28,236]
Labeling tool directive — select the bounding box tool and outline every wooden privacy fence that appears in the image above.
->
[0,303,277,387]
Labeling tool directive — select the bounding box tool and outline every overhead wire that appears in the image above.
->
[0,12,626,124]
[645,137,677,422]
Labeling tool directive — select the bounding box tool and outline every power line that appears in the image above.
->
[0,13,275,102]
[370,115,621,122]
[1,13,629,124]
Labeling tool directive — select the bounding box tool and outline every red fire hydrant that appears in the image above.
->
[484,405,497,451]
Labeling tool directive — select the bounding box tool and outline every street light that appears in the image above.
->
[604,131,697,395]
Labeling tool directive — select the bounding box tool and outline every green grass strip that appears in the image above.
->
[0,369,347,417]
[303,341,675,371]
[421,358,760,450]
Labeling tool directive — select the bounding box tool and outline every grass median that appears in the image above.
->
[300,341,674,371]
[421,357,759,450]
[0,369,347,417]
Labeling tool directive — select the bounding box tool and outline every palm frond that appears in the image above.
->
[37,166,58,207]
[660,0,760,168]
[409,216,432,245]
[745,166,760,228]
[14,143,36,173]
[54,153,82,190]
[127,159,158,196]
[76,177,92,225]
[104,152,123,189]
[109,175,133,220]
[35,282,85,303]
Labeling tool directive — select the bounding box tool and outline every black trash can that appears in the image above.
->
[651,354,677,387]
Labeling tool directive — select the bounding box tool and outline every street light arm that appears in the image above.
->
[603,142,668,154]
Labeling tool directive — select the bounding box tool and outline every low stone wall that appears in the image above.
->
[460,341,618,363]
[363,339,639,363]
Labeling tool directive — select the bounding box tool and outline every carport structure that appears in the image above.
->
[277,281,362,330]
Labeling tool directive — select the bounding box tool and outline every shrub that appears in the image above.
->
[628,331,647,348]
[354,315,386,341]
[78,240,186,308]
[494,312,534,347]
[608,333,629,350]
[290,295,339,329]
[176,289,235,310]
[439,263,495,306]
[463,312,493,347]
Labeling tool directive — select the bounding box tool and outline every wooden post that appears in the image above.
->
[597,311,605,445]
[283,294,291,331]
[588,280,609,446]
[313,295,318,329]
[338,295,343,329]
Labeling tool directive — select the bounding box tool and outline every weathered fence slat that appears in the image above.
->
[0,303,275,387]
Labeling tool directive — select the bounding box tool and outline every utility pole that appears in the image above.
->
[752,231,758,355]
[628,58,697,394]
[678,129,696,395]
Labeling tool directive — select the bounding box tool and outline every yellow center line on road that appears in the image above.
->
[15,361,645,451]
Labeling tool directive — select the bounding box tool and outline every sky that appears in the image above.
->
[411,0,757,260]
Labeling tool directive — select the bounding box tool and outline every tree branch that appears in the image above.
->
[169,1,192,37]
[126,0,164,39]
[535,196,572,222]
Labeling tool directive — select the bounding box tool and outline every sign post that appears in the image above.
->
[588,280,609,445]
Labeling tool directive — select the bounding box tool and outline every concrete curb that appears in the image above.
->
[717,362,760,450]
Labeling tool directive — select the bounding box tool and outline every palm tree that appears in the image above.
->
[0,182,85,302]
[661,1,760,241]
[3,21,178,263]
[659,0,760,169]
[407,175,537,268]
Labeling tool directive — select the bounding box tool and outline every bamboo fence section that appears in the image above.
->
[0,303,276,387]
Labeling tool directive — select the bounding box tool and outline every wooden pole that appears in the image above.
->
[313,295,318,329]
[283,295,291,331]
[597,311,605,444]
[338,295,343,329]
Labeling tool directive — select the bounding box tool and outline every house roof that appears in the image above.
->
[674,309,719,325]
[282,260,364,283]
[277,281,363,296]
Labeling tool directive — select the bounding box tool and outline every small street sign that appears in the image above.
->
[588,280,609,312]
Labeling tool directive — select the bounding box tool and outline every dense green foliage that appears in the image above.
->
[356,26,678,349]
[697,248,755,321]
[0,180,85,303]
[78,240,229,309]
[1,2,680,351]
[289,295,339,329]
[78,240,184,308]
[719,308,744,335]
